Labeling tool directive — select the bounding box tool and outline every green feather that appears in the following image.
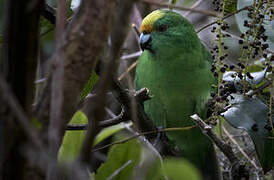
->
[135,10,220,180]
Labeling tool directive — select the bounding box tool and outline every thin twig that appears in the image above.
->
[121,51,141,60]
[106,160,132,180]
[190,114,238,163]
[190,114,249,179]
[197,6,251,33]
[132,24,141,37]
[47,0,66,179]
[66,106,126,130]
[35,78,47,84]
[140,0,221,17]
[222,126,261,171]
[66,88,151,130]
[112,80,156,132]
[247,80,272,96]
[78,0,135,165]
[66,124,88,130]
[183,0,203,17]
[92,126,196,152]
[223,31,274,55]
[121,59,138,129]
[99,106,127,127]
[118,61,138,81]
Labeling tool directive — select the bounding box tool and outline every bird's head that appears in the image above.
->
[139,10,199,56]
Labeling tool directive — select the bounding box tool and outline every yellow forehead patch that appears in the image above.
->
[140,10,165,33]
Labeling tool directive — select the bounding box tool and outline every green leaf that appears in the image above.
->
[235,0,274,51]
[59,111,132,162]
[224,0,237,13]
[80,71,99,100]
[95,139,141,180]
[94,122,132,146]
[58,111,88,162]
[222,94,274,172]
[145,158,165,180]
[146,158,202,180]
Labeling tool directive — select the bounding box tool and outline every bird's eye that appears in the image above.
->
[158,24,167,32]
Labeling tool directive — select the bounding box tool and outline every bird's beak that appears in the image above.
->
[139,33,152,51]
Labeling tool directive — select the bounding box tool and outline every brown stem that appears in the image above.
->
[197,6,251,33]
[66,87,151,130]
[140,0,220,17]
[34,0,116,147]
[47,0,66,179]
[0,0,44,178]
[190,114,249,179]
[77,0,135,165]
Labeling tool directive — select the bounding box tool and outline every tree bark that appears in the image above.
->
[0,0,44,179]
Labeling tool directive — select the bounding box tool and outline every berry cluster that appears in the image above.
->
[208,0,273,129]
[212,0,224,12]
[239,2,271,60]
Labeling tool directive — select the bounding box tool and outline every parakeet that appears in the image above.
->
[135,10,220,180]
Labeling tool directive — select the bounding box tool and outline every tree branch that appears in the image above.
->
[197,6,251,33]
[247,80,272,97]
[66,106,127,130]
[190,114,249,179]
[92,126,196,153]
[183,0,203,17]
[66,87,151,130]
[139,0,220,17]
[47,0,66,179]
[222,127,261,171]
[1,0,44,178]
[111,80,156,133]
[34,0,116,141]
[77,0,135,166]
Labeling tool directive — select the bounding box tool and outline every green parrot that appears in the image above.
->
[135,10,220,180]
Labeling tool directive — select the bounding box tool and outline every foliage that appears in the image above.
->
[59,111,132,162]
[146,158,202,180]
[1,0,273,179]
[59,111,88,162]
[223,94,274,171]
[95,139,141,180]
